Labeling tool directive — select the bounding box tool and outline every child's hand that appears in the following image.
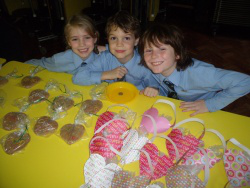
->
[140,87,159,97]
[101,66,127,80]
[180,100,209,116]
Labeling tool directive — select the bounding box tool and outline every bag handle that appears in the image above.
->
[150,134,180,161]
[94,118,129,134]
[206,129,226,154]
[152,99,176,127]
[227,138,250,156]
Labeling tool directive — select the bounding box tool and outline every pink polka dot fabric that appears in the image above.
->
[223,149,250,187]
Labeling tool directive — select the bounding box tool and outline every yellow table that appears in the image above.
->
[0,58,6,66]
[0,61,250,188]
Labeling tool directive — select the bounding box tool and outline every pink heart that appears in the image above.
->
[166,129,201,161]
[95,111,128,135]
[141,108,171,133]
[139,143,174,180]
[90,134,123,159]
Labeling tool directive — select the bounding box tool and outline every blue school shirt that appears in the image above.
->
[73,49,159,90]
[26,49,100,75]
[155,59,250,112]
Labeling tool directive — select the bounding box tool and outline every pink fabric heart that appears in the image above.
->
[139,143,174,180]
[95,111,128,135]
[166,129,201,161]
[90,134,123,159]
[141,108,171,133]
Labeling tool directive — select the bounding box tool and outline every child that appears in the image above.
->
[73,11,159,97]
[26,13,105,74]
[138,24,250,116]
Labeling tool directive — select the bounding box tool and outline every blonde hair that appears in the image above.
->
[64,13,99,53]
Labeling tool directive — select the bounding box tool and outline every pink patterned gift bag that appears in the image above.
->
[140,99,176,134]
[139,134,180,180]
[166,118,205,161]
[182,129,226,169]
[223,138,250,187]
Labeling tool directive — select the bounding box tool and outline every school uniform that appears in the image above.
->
[26,49,100,75]
[154,59,250,112]
[73,49,159,90]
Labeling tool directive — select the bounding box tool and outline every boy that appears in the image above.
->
[138,24,250,116]
[73,11,159,97]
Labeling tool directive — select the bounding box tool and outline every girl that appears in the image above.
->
[26,13,105,74]
[138,24,250,116]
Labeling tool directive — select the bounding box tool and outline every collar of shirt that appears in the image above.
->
[121,49,140,70]
[158,69,181,86]
[72,51,96,68]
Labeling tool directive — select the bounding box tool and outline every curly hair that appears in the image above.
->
[138,24,193,71]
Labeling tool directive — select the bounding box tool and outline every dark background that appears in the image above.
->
[1,0,250,116]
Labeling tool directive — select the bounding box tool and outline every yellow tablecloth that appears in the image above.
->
[0,61,250,188]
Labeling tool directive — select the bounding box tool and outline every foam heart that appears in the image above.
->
[166,128,201,161]
[223,149,250,187]
[139,143,174,180]
[95,111,128,135]
[90,134,123,159]
[84,154,121,188]
[141,108,171,133]
[120,129,148,164]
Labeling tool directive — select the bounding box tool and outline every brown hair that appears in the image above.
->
[105,11,140,39]
[138,24,193,71]
[64,13,99,53]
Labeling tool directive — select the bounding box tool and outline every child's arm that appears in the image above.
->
[140,87,159,97]
[101,66,127,80]
[180,68,250,116]
[180,100,208,116]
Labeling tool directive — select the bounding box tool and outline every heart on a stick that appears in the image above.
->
[141,108,171,133]
[84,154,121,188]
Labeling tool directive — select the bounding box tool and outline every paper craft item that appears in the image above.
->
[182,129,226,169]
[223,138,250,187]
[139,143,174,180]
[111,170,150,188]
[165,165,206,188]
[83,154,121,188]
[141,99,176,133]
[120,129,149,164]
[166,118,205,161]
[90,135,124,159]
[94,111,128,135]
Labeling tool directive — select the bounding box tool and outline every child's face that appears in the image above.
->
[144,42,179,77]
[108,26,139,64]
[67,27,97,60]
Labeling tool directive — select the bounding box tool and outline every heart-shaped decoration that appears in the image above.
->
[166,128,201,161]
[111,170,150,188]
[182,148,222,168]
[166,165,205,188]
[141,108,171,133]
[90,134,123,159]
[223,149,250,187]
[120,129,148,164]
[84,154,121,188]
[95,111,128,135]
[139,143,174,180]
[21,76,41,88]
